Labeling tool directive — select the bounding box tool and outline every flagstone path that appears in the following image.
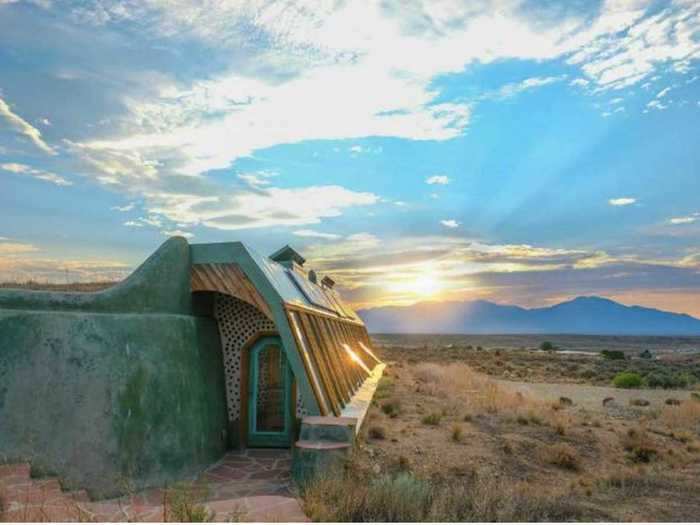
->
[0,449,309,522]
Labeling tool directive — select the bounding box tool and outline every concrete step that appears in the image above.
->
[294,440,352,451]
[292,439,352,484]
[298,416,356,443]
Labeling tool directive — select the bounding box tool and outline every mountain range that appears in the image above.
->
[357,296,700,335]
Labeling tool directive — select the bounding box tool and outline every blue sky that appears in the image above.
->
[1,0,700,315]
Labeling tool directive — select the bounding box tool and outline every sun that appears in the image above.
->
[386,273,443,298]
[414,275,440,296]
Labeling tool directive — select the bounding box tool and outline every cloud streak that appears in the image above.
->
[0,97,56,155]
[1,162,71,186]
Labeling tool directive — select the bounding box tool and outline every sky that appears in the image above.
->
[1,0,700,316]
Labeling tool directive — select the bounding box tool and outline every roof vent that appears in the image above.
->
[321,275,335,289]
[308,269,318,284]
[269,245,306,272]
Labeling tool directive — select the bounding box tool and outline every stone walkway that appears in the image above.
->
[0,450,309,522]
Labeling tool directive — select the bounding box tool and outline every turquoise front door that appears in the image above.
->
[247,337,293,447]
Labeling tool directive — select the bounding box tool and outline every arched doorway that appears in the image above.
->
[247,336,293,447]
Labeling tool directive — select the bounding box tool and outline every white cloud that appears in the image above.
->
[123,220,143,227]
[608,197,636,206]
[568,2,700,91]
[39,0,699,240]
[0,97,56,155]
[646,99,668,111]
[293,229,341,240]
[111,202,135,212]
[426,175,450,185]
[68,0,697,188]
[145,185,379,231]
[237,171,276,188]
[489,75,566,99]
[40,118,51,126]
[669,216,697,225]
[162,229,194,238]
[440,219,459,228]
[656,87,672,98]
[1,162,71,186]
[0,240,39,255]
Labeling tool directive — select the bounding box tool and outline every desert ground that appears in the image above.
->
[302,334,700,522]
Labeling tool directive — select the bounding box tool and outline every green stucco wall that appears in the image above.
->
[0,238,229,497]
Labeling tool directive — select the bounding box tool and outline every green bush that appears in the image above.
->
[601,350,626,360]
[540,341,554,351]
[613,372,643,389]
[645,371,698,389]
[421,413,442,426]
[381,399,401,418]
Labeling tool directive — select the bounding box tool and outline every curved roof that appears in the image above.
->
[190,240,379,417]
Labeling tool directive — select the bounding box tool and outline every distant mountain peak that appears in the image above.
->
[358,296,700,335]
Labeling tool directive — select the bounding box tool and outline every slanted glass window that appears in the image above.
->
[289,311,330,414]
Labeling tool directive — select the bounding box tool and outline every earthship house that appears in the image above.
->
[0,237,384,496]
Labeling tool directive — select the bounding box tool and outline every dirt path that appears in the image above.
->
[497,379,693,412]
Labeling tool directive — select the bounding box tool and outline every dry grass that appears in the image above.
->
[659,400,700,431]
[163,482,214,522]
[541,443,581,471]
[412,362,566,428]
[301,468,585,522]
[620,427,659,464]
[368,425,386,440]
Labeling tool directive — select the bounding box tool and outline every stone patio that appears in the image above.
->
[0,450,308,522]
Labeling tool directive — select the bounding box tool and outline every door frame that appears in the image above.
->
[247,336,293,447]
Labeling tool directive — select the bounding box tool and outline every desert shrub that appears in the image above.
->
[375,377,394,400]
[601,350,626,360]
[366,475,433,521]
[381,399,401,418]
[428,474,583,522]
[539,341,554,351]
[613,372,643,388]
[691,392,700,402]
[302,470,583,522]
[542,443,580,471]
[368,425,386,440]
[639,349,653,359]
[579,368,596,379]
[646,371,698,389]
[621,428,657,463]
[165,483,214,522]
[302,473,431,522]
[463,413,473,422]
[451,424,463,442]
[422,413,442,426]
[660,399,700,430]
[645,372,674,389]
[414,363,443,383]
